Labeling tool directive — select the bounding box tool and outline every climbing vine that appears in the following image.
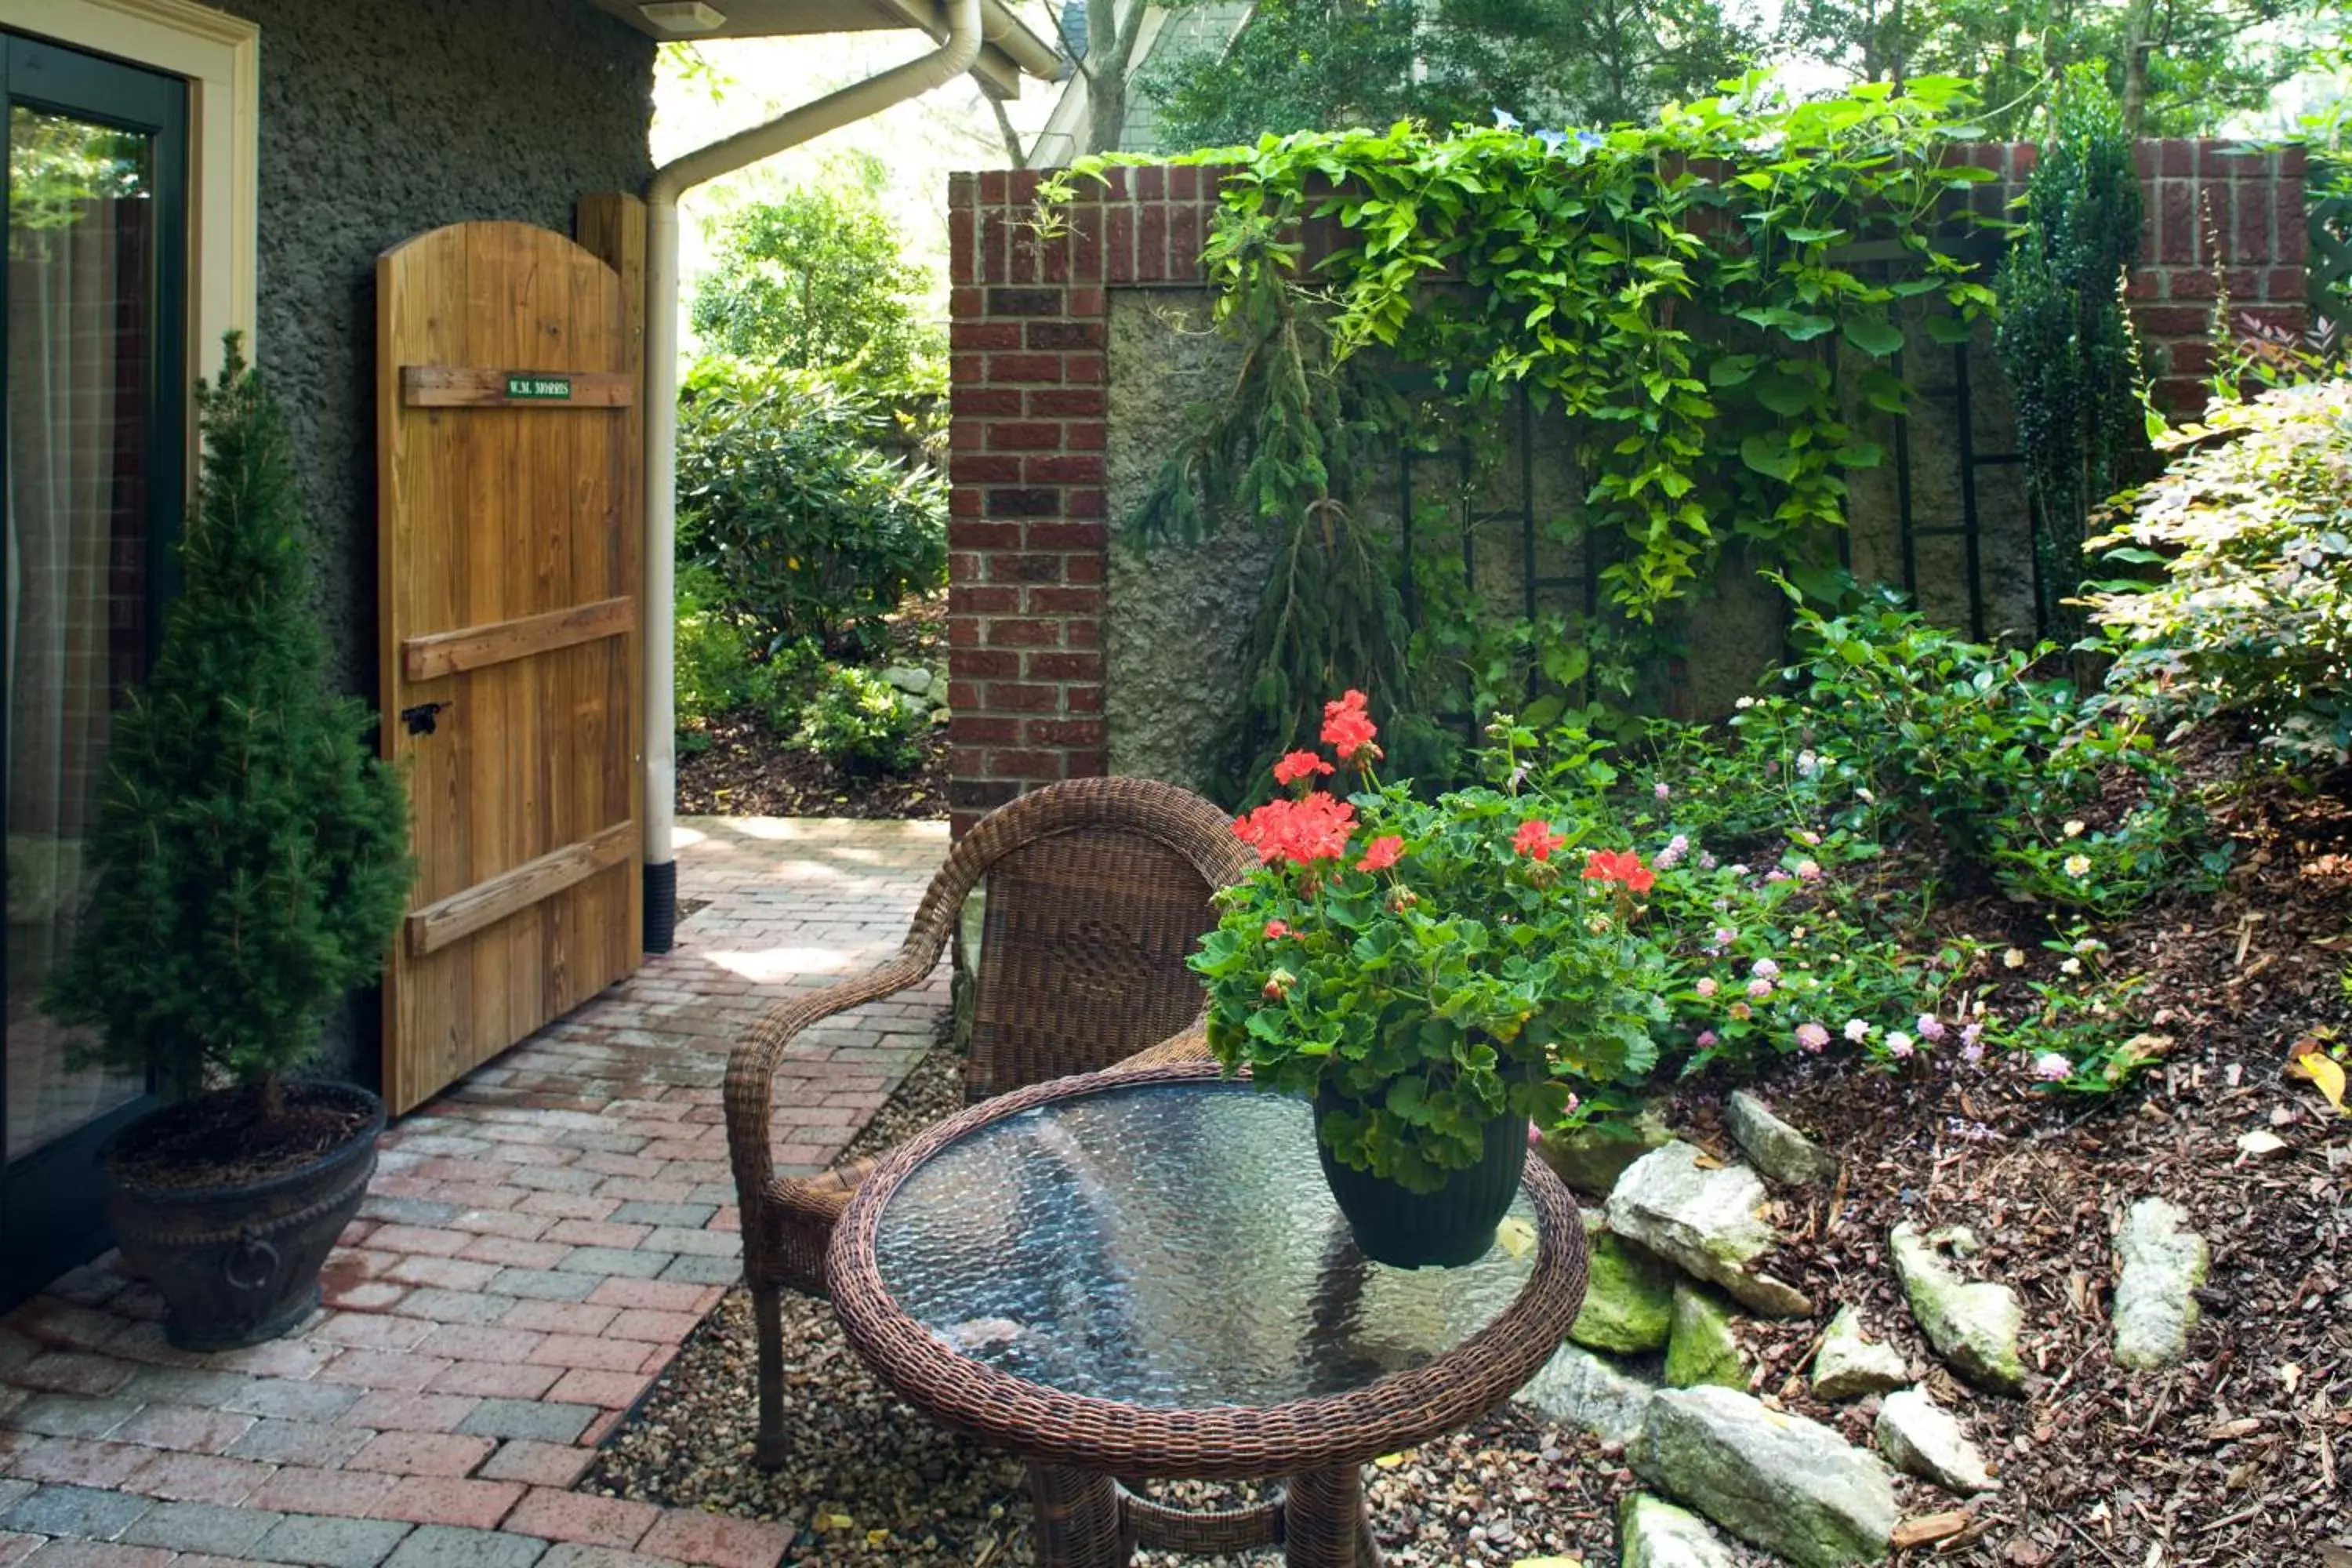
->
[1044,73,2006,798]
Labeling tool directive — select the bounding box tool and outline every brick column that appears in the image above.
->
[946,170,1112,837]
[2120,139,2308,413]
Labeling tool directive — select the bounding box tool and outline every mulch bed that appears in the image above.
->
[596,750,2351,1566]
[673,594,949,822]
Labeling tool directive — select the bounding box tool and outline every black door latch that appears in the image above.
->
[400,701,448,736]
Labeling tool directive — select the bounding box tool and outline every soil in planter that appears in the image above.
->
[109,1082,373,1190]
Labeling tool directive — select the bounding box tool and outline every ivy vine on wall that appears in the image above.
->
[1043,74,2008,801]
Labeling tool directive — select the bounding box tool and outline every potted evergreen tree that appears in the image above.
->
[45,336,412,1349]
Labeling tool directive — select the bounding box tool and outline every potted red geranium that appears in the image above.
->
[1191,694,1665,1267]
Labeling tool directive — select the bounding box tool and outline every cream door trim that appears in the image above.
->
[0,0,260,380]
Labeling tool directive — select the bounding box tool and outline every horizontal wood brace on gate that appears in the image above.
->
[402,596,634,681]
[406,820,636,957]
[401,366,634,406]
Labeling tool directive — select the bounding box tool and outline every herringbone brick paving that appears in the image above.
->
[0,818,951,1568]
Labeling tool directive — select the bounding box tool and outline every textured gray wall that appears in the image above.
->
[1103,286,2042,791]
[209,0,654,1081]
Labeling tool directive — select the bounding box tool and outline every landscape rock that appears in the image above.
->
[1539,1105,1674,1196]
[1875,1388,1994,1494]
[1570,1228,1678,1354]
[1633,1385,1898,1568]
[880,664,934,695]
[1812,1305,1909,1400]
[2112,1197,2209,1370]
[1663,1285,1746,1389]
[1619,1492,1739,1568]
[1520,1341,1657,1445]
[1890,1223,2025,1393]
[1605,1142,1814,1317]
[1726,1090,1835,1185]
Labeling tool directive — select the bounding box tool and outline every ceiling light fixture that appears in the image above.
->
[638,2,726,34]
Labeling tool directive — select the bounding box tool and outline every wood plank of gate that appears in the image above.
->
[376,218,641,1115]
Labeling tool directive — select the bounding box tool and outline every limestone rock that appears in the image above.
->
[880,664,935,695]
[1891,1223,2025,1393]
[1520,1341,1657,1445]
[1619,1492,1739,1568]
[1726,1090,1835,1185]
[2112,1197,2209,1370]
[1664,1285,1746,1389]
[1570,1229,1678,1354]
[1875,1388,1994,1494]
[1633,1385,1898,1568]
[1540,1106,1674,1196]
[1605,1142,1814,1317]
[1812,1305,1909,1400]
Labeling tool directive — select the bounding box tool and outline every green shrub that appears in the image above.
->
[677,359,946,659]
[2086,378,2352,768]
[675,565,837,753]
[802,664,928,776]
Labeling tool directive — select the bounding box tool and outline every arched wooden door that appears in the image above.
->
[376,219,642,1115]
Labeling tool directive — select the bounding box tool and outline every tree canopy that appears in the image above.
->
[688,183,941,394]
[1140,0,1758,147]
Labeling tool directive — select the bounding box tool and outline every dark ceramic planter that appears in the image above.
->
[100,1082,384,1350]
[1312,1094,1527,1269]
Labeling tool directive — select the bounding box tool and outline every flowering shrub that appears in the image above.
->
[1193,693,1664,1192]
[2087,379,2352,768]
[1671,586,2226,916]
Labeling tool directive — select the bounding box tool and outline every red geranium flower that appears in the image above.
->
[1512,819,1567,861]
[1231,792,1358,867]
[1272,750,1334,786]
[1356,835,1403,873]
[1264,919,1290,938]
[1581,848,1657,894]
[1320,689,1383,765]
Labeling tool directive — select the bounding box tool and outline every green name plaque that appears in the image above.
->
[505,374,572,401]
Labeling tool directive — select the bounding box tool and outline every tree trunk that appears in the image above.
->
[2119,0,2155,134]
[1083,0,1138,154]
[989,96,1029,169]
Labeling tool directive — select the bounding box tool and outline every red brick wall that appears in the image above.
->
[946,142,2310,831]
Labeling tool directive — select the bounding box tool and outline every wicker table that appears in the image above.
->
[826,1062,1588,1567]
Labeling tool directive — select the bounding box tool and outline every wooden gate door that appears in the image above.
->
[377,219,642,1115]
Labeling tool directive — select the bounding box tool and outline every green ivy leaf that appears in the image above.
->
[1840,315,1905,358]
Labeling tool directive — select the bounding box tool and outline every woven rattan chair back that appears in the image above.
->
[963,824,1225,1101]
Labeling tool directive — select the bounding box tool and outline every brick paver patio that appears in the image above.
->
[0,817,951,1568]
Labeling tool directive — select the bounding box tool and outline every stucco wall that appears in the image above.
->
[211,0,655,1081]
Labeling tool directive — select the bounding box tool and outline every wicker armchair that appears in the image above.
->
[724,775,1254,1466]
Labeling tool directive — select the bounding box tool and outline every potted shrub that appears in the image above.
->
[44,337,413,1349]
[1192,692,1663,1267]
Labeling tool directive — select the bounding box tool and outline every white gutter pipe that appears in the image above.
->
[640,0,985,951]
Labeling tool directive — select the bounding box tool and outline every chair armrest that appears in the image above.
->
[724,949,938,1214]
[1117,1024,1213,1069]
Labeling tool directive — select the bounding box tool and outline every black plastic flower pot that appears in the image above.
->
[100,1081,384,1351]
[1312,1094,1527,1269]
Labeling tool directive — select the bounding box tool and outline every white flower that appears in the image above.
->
[1751,958,1781,980]
[2004,948,2027,970]
[1886,1031,1915,1058]
[1843,1018,1871,1043]
[2063,819,2085,838]
[2060,956,2083,977]
[1735,695,1756,710]
[2063,853,2092,878]
[2033,1052,2071,1081]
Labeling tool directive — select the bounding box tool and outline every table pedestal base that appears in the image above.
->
[1026,1464,1383,1568]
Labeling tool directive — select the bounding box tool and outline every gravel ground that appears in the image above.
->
[581,1025,1737,1567]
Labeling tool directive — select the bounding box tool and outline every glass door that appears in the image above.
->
[1,31,186,1305]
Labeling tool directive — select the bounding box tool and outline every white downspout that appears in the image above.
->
[640,0,985,950]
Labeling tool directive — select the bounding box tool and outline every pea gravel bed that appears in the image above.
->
[579,1023,1739,1566]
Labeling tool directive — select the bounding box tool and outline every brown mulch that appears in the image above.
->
[674,593,949,822]
[111,1082,374,1189]
[675,722,949,820]
[1679,753,2352,1566]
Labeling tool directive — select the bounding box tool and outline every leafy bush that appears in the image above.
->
[2086,378,2352,768]
[1690,585,2225,915]
[801,664,928,776]
[677,360,946,659]
[689,182,942,402]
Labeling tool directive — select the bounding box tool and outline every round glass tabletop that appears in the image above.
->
[870,1076,1543,1408]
